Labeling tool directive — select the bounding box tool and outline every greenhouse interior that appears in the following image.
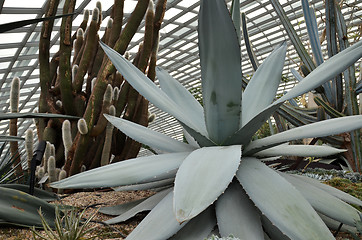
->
[0,0,362,239]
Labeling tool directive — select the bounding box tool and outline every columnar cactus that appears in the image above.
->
[38,0,167,176]
[37,166,45,181]
[9,77,22,175]
[47,156,57,183]
[25,129,34,172]
[57,169,67,194]
[62,120,72,160]
[77,118,88,135]
[43,141,52,174]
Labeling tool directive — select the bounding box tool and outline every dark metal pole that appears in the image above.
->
[28,140,46,195]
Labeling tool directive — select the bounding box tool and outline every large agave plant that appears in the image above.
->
[51,0,362,239]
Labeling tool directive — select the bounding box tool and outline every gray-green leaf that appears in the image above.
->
[170,206,216,240]
[242,42,286,127]
[105,188,172,224]
[104,114,195,153]
[0,187,56,228]
[125,191,186,240]
[281,173,360,226]
[100,41,208,137]
[253,144,346,157]
[215,182,264,239]
[245,115,362,155]
[199,0,242,143]
[51,152,189,189]
[174,145,242,223]
[236,158,334,239]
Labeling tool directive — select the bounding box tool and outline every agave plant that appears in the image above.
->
[266,0,362,171]
[51,0,362,239]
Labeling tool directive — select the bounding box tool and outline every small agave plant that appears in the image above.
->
[52,0,362,239]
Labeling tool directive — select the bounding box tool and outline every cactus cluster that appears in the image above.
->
[36,0,167,177]
[34,141,66,194]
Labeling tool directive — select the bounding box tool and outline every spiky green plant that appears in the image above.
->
[51,0,362,239]
[31,205,99,240]
[266,0,362,172]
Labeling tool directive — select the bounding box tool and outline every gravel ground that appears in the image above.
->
[0,190,155,239]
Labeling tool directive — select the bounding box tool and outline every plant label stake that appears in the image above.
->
[28,141,46,195]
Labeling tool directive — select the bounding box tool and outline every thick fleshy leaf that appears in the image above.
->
[0,184,59,201]
[182,124,216,147]
[100,41,208,137]
[50,152,190,189]
[224,102,283,146]
[281,103,317,122]
[156,67,207,137]
[301,0,324,66]
[183,128,200,148]
[277,39,362,103]
[0,187,56,228]
[174,145,242,223]
[291,68,304,82]
[170,206,216,240]
[199,0,242,143]
[215,182,264,239]
[245,115,362,155]
[231,0,241,42]
[99,198,147,216]
[281,173,360,226]
[236,158,334,239]
[104,114,195,153]
[318,212,358,233]
[126,191,187,240]
[105,188,172,224]
[139,169,178,185]
[253,144,346,157]
[290,174,362,206]
[264,232,272,240]
[241,42,287,127]
[113,178,174,192]
[261,216,290,240]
